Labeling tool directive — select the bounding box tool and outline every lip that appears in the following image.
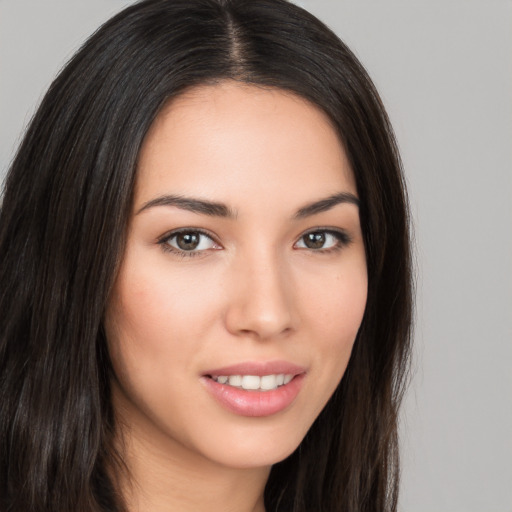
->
[203,360,307,377]
[201,360,307,417]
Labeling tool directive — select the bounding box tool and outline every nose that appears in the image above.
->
[224,251,297,340]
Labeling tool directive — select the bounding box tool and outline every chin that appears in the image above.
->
[184,416,312,470]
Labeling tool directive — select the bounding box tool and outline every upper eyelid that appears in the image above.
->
[158,227,219,245]
[294,228,351,246]
[297,227,351,240]
[300,226,347,235]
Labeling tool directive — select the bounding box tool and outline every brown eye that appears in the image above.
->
[163,230,218,253]
[295,230,350,251]
[303,232,326,249]
[175,232,200,250]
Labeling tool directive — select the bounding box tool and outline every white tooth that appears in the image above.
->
[217,375,228,384]
[241,375,261,390]
[229,375,242,387]
[284,374,293,384]
[260,374,277,390]
[276,374,285,386]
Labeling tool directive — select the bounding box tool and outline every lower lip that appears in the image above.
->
[201,374,305,417]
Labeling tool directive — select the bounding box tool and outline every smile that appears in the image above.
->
[202,362,306,417]
[210,374,294,391]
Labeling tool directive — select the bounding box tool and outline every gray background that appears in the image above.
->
[1,1,511,511]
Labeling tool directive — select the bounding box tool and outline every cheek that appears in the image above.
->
[299,262,368,395]
[104,262,222,430]
[304,258,367,338]
[107,258,221,353]
[331,275,367,343]
[104,256,234,426]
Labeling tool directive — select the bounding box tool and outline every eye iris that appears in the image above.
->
[176,232,200,250]
[304,232,326,249]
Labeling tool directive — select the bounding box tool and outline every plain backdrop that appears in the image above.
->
[1,1,511,511]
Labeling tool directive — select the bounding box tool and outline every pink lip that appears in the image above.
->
[201,360,307,417]
[203,360,306,377]
[201,374,305,417]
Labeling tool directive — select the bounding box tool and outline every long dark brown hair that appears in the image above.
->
[0,1,412,511]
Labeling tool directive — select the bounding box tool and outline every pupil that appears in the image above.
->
[177,233,199,250]
[305,232,325,249]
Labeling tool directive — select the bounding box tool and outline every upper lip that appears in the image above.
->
[203,360,307,377]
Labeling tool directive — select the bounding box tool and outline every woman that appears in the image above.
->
[0,1,412,511]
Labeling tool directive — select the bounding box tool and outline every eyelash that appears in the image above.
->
[296,228,352,254]
[157,228,352,258]
[158,228,219,258]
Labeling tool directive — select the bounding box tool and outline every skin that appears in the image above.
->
[105,81,368,512]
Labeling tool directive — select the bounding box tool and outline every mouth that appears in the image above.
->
[208,373,295,391]
[201,361,306,417]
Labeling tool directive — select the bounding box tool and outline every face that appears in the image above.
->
[105,82,367,470]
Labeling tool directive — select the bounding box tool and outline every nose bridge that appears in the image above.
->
[224,245,296,339]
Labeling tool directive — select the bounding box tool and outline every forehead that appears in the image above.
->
[135,81,356,211]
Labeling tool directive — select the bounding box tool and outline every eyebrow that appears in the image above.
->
[136,191,359,218]
[293,192,360,219]
[136,195,237,218]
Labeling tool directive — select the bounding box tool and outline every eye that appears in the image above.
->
[294,230,350,251]
[159,229,220,256]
